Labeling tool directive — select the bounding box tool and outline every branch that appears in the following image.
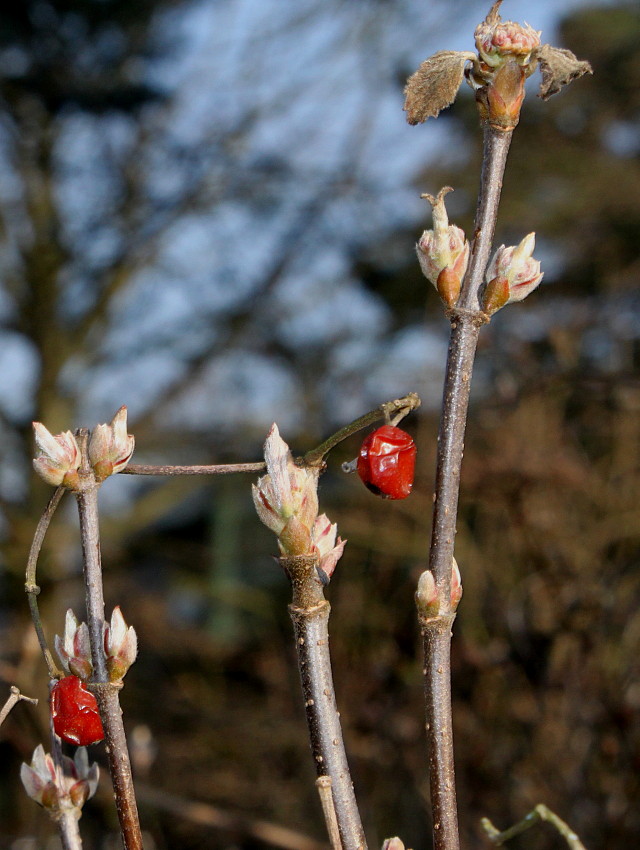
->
[25,485,66,678]
[303,392,421,467]
[122,461,265,476]
[282,555,366,850]
[422,125,514,850]
[74,430,144,850]
[0,686,38,728]
[481,804,589,850]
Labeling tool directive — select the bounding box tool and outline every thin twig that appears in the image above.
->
[481,804,589,850]
[75,430,143,850]
[25,486,66,678]
[282,555,367,850]
[0,686,38,728]
[121,393,421,478]
[423,125,513,850]
[55,810,83,850]
[122,461,266,476]
[303,392,421,467]
[316,777,342,850]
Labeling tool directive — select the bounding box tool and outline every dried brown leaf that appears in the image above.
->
[404,50,476,125]
[537,43,593,100]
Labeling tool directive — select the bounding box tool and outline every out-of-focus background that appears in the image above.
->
[0,0,638,847]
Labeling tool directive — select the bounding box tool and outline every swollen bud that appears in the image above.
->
[32,425,81,490]
[252,425,346,580]
[482,232,543,315]
[474,9,541,70]
[21,745,99,817]
[416,187,469,307]
[436,267,462,308]
[54,610,93,681]
[415,558,463,618]
[89,406,135,481]
[104,606,138,682]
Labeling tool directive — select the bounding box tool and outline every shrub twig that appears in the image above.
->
[481,804,589,850]
[75,430,143,850]
[283,555,366,850]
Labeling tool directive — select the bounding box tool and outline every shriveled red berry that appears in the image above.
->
[357,425,416,499]
[51,675,104,746]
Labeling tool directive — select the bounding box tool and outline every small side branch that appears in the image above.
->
[481,804,589,850]
[303,393,420,467]
[316,776,342,850]
[25,486,66,678]
[122,462,266,476]
[0,686,38,728]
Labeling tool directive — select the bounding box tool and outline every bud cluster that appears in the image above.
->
[474,16,540,70]
[21,744,99,815]
[33,406,134,490]
[404,2,590,129]
[252,425,345,581]
[55,606,137,683]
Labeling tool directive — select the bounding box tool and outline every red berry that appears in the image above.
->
[51,675,104,746]
[357,425,416,499]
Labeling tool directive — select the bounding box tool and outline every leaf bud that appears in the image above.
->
[474,8,540,70]
[32,424,81,490]
[104,606,138,682]
[416,188,469,306]
[88,406,135,482]
[483,232,543,314]
[21,744,99,816]
[54,609,93,681]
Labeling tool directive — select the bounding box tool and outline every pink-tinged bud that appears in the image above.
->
[450,558,463,612]
[89,406,135,482]
[32,424,81,490]
[382,839,406,850]
[104,606,137,682]
[21,745,98,815]
[252,424,320,556]
[55,610,93,681]
[416,188,469,306]
[415,569,439,618]
[474,14,540,69]
[311,513,346,581]
[483,232,543,314]
[20,745,57,807]
[415,558,463,617]
[467,5,542,129]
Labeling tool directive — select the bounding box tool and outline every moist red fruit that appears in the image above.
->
[51,675,104,746]
[357,425,416,499]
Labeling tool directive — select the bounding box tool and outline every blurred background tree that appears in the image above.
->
[0,1,638,848]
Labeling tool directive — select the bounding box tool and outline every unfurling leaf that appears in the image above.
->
[404,50,475,124]
[537,44,592,100]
